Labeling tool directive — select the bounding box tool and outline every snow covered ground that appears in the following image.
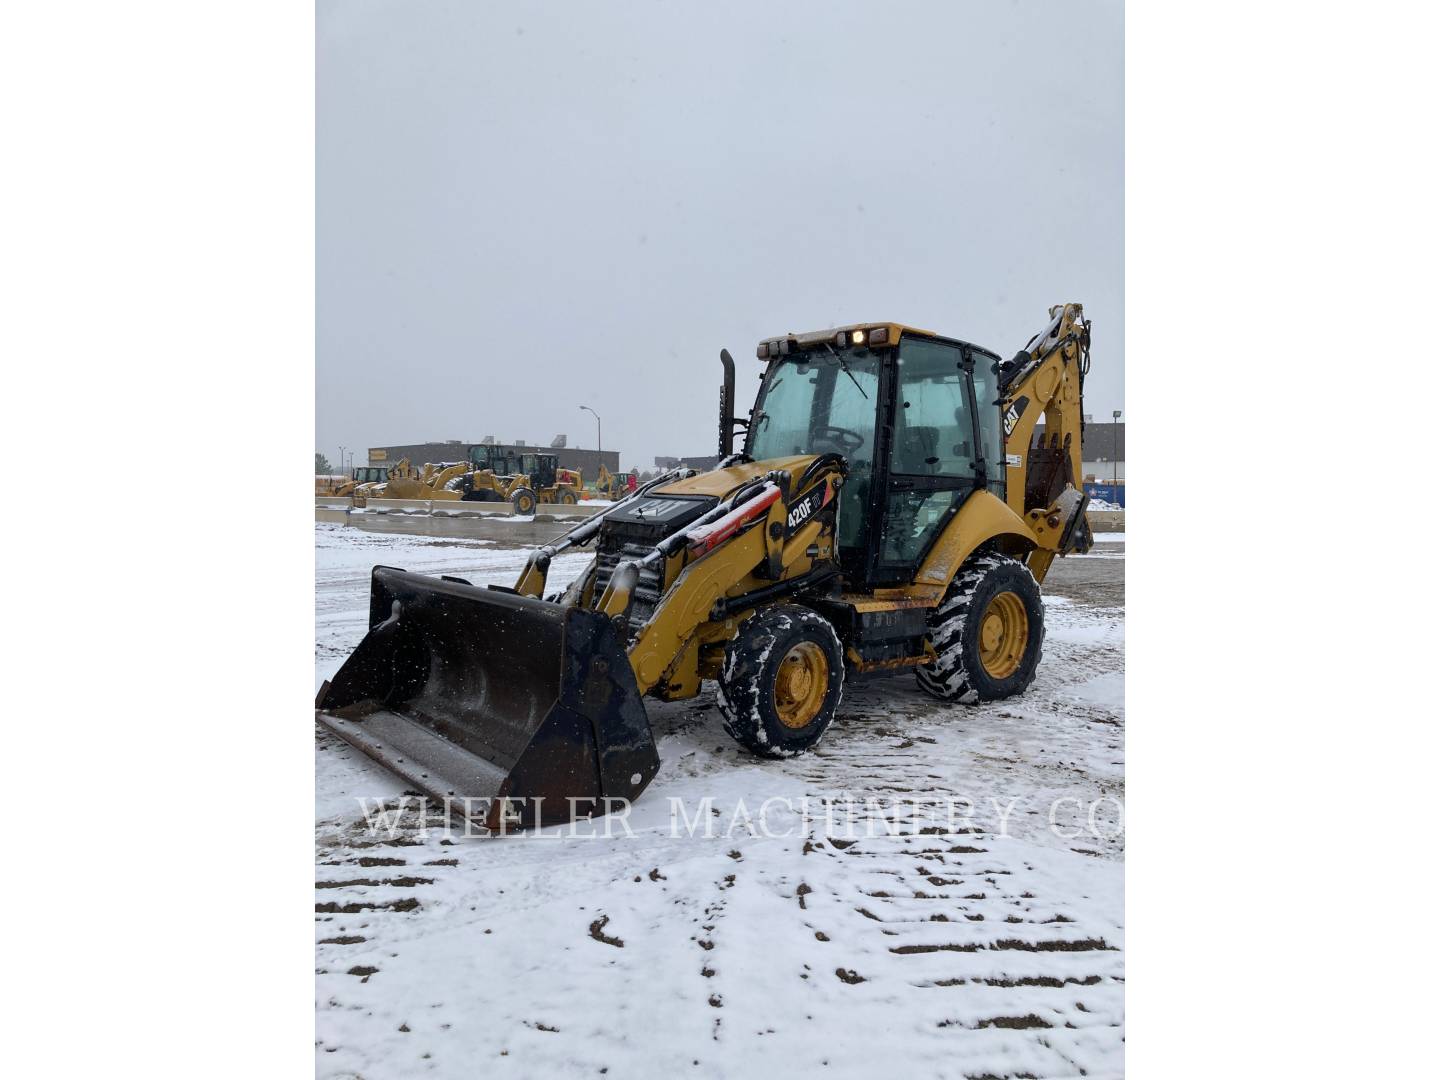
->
[315,523,1125,1078]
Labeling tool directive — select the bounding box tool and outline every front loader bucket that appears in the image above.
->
[316,567,659,831]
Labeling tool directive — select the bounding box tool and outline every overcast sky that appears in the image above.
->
[318,0,1122,472]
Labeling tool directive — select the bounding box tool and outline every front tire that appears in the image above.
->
[510,487,537,515]
[917,552,1045,704]
[717,606,844,757]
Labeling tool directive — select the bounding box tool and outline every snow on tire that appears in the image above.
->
[917,551,1045,704]
[716,605,844,758]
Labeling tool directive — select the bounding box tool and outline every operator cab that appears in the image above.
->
[745,326,1004,587]
[352,466,389,484]
[519,453,558,490]
[468,444,522,477]
[467,444,561,489]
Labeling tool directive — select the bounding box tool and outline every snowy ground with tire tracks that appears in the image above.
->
[315,523,1125,1079]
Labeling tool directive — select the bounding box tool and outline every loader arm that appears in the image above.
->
[426,462,468,490]
[513,460,840,696]
[622,488,831,696]
[999,302,1094,581]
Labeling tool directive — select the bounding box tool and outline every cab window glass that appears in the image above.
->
[891,339,973,477]
[824,361,879,553]
[880,489,966,565]
[971,351,1004,494]
[748,353,880,555]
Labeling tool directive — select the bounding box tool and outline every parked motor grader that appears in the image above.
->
[317,304,1094,830]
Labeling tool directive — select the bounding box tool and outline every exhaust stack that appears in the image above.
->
[718,347,737,456]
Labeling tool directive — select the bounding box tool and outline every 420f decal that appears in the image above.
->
[785,480,834,534]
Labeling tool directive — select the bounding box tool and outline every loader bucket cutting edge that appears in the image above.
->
[316,567,659,831]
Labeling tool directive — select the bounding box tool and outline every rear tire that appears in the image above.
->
[510,487,537,515]
[717,606,844,757]
[917,552,1045,704]
[558,488,578,505]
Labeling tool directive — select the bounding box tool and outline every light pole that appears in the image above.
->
[338,446,346,478]
[1110,411,1121,497]
[579,405,601,472]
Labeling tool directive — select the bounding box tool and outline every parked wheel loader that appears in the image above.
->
[444,444,538,513]
[326,463,409,500]
[363,460,469,503]
[446,445,582,513]
[347,459,427,504]
[328,468,366,499]
[504,449,584,507]
[548,464,585,505]
[317,304,1095,831]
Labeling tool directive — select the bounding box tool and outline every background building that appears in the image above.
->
[368,441,620,479]
[1078,420,1124,484]
[1033,419,1125,507]
[1031,420,1124,483]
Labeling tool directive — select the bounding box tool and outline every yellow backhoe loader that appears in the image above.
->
[317,304,1095,830]
[593,464,635,501]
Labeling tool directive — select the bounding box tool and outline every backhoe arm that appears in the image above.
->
[1000,302,1093,580]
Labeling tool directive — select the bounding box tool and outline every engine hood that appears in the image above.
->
[651,455,819,499]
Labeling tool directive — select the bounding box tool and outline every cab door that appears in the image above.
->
[868,336,989,585]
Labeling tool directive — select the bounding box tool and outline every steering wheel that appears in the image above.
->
[814,425,865,453]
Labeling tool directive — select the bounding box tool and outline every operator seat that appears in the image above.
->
[951,406,972,464]
[895,425,940,474]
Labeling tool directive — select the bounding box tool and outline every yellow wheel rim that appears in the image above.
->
[774,641,829,729]
[977,591,1029,680]
[517,494,534,514]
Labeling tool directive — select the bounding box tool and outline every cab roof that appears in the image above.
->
[756,322,997,360]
